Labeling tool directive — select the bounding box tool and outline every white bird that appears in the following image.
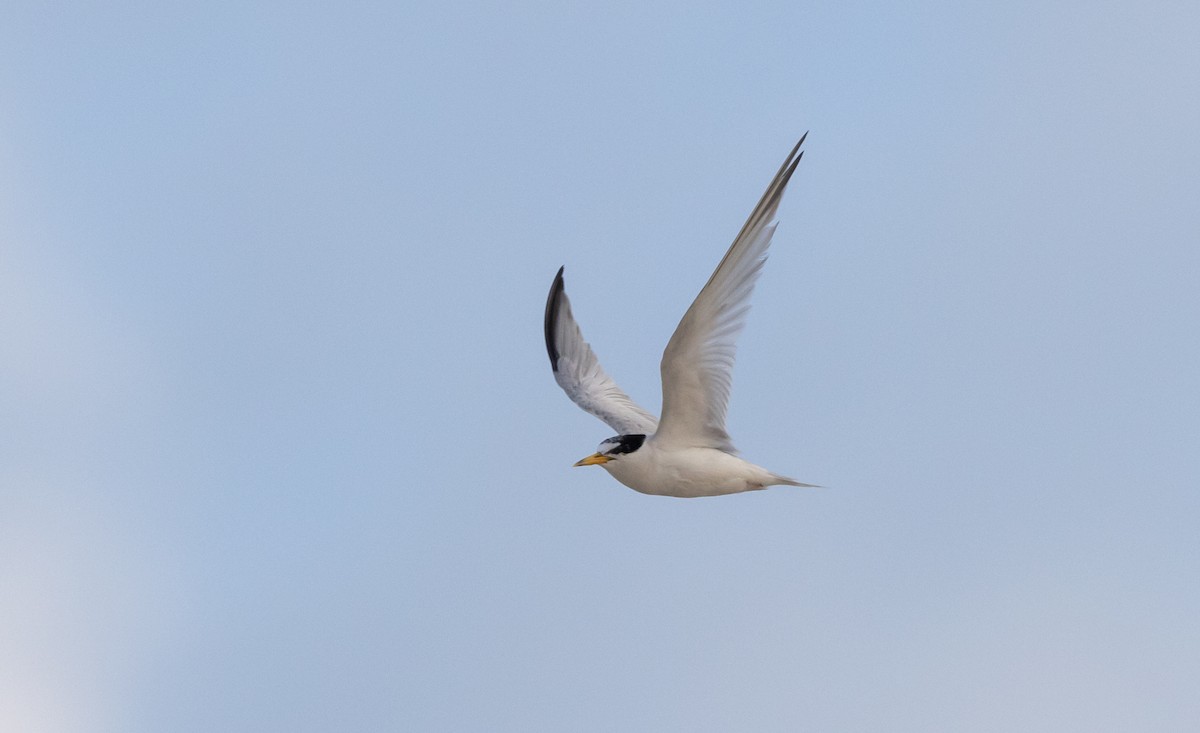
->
[544,135,817,497]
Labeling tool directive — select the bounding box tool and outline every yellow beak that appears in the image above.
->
[573,453,611,467]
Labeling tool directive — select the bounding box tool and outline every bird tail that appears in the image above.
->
[770,474,821,488]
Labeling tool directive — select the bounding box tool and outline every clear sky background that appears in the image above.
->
[2,2,1198,731]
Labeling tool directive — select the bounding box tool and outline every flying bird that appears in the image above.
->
[544,135,816,497]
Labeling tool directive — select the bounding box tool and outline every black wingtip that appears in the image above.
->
[544,266,566,372]
[782,132,808,165]
[789,133,808,172]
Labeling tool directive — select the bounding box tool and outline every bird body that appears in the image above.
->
[545,135,817,497]
[593,440,810,498]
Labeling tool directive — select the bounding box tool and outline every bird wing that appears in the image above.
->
[544,266,660,435]
[653,135,806,453]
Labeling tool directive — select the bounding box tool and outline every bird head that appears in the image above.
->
[573,434,646,467]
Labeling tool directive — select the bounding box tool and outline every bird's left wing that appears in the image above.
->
[653,135,806,453]
[544,267,660,435]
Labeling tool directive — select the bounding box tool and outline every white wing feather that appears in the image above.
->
[653,136,806,452]
[544,267,659,435]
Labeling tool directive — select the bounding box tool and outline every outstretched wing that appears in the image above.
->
[653,135,806,453]
[544,266,659,435]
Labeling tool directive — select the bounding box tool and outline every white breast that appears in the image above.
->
[600,442,779,498]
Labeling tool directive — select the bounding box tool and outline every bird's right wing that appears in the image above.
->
[544,267,660,435]
[654,135,805,453]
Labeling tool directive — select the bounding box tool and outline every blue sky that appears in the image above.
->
[2,1,1198,731]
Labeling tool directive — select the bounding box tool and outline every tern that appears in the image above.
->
[544,135,817,497]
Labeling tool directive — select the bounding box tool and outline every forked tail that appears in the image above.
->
[771,474,821,488]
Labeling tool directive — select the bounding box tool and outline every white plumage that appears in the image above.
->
[544,135,816,497]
